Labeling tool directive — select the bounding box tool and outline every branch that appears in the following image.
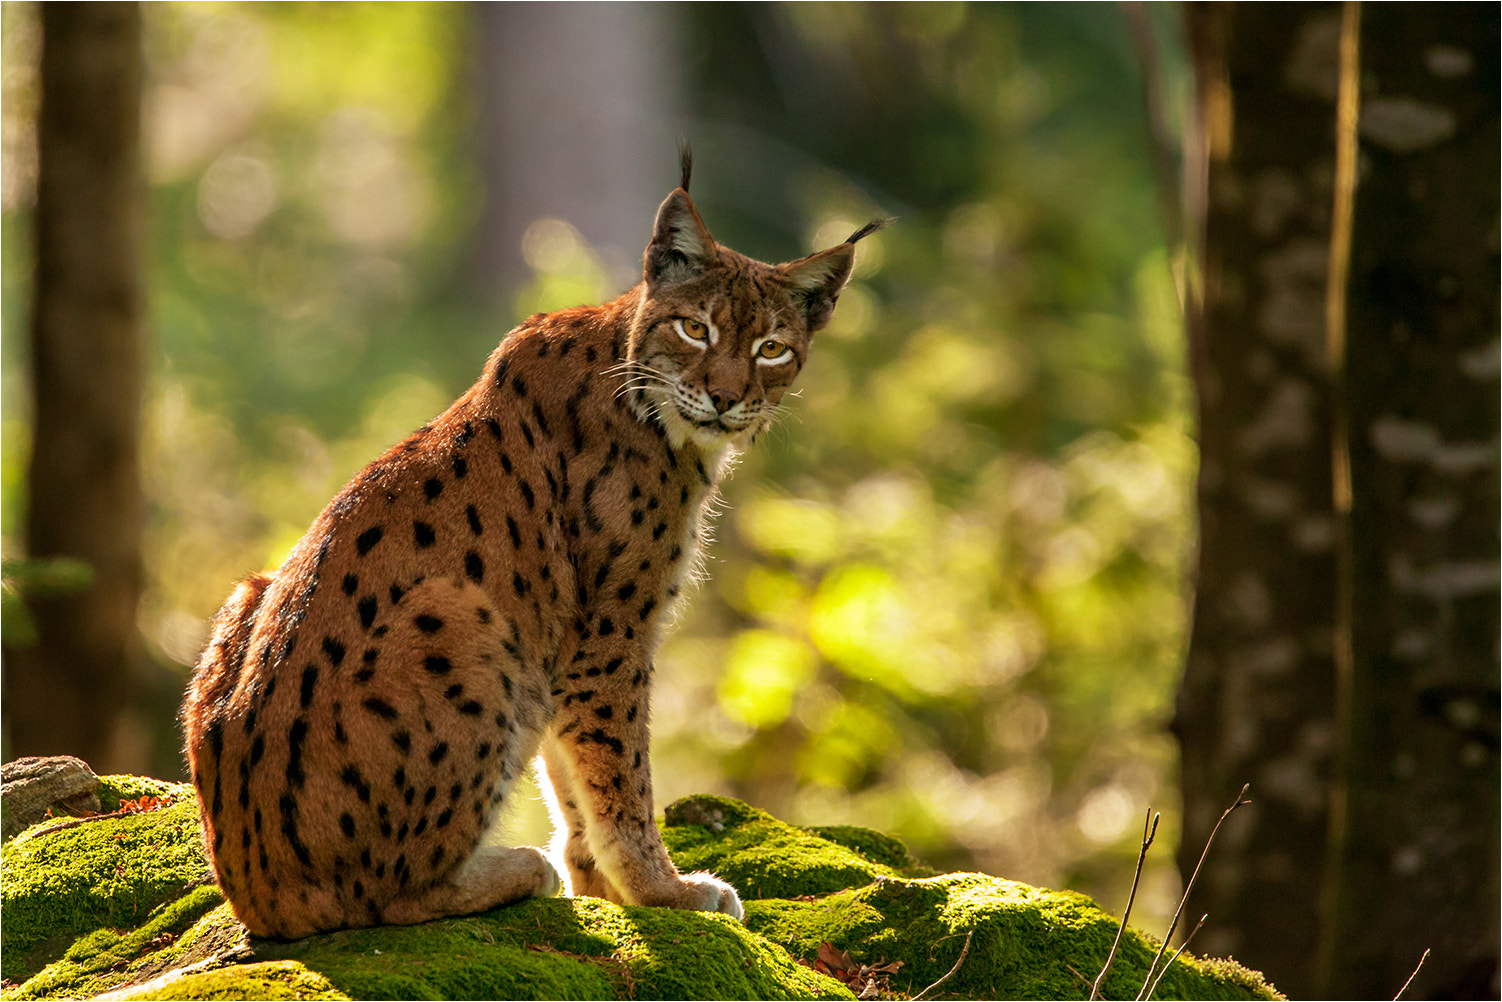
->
[1392,948,1430,1001]
[911,929,973,1001]
[1143,914,1205,1000]
[1137,784,1250,1000]
[1091,809,1160,1000]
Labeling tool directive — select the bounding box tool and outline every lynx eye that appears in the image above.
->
[679,318,710,341]
[756,339,790,360]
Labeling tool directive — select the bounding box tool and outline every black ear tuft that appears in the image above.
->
[845,217,894,245]
[678,139,693,193]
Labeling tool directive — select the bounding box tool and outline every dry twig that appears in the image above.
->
[1091,809,1160,1000]
[1136,784,1250,1001]
[1392,948,1430,1000]
[1142,915,1205,1000]
[911,929,973,1001]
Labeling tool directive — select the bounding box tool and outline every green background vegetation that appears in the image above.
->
[1,3,1194,935]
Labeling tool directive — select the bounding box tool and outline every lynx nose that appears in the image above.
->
[708,389,738,414]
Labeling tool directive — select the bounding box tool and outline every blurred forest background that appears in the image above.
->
[1,3,1495,999]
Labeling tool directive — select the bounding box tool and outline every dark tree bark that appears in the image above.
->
[1180,3,1500,998]
[6,3,146,771]
[1176,6,1344,996]
[1328,6,1500,998]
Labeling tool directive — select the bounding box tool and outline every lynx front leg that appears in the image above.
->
[547,647,742,920]
[538,739,615,900]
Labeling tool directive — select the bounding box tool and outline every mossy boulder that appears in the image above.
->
[1,779,1281,1000]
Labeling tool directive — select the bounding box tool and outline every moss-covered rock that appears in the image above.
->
[0,781,1281,1000]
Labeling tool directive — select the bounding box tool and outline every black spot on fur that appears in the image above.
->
[358,595,378,629]
[578,728,625,754]
[279,794,313,868]
[300,665,319,708]
[286,718,309,787]
[357,526,383,556]
[342,573,358,595]
[424,656,453,675]
[416,614,443,634]
[424,478,443,500]
[467,505,483,536]
[363,697,398,720]
[414,521,436,547]
[322,636,346,666]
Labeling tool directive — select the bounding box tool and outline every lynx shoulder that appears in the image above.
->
[181,152,885,939]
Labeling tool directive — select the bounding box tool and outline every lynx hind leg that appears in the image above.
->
[220,577,557,938]
[383,843,560,926]
[354,577,558,921]
[539,740,616,900]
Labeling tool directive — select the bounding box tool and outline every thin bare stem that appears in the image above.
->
[1091,809,1160,1000]
[1142,915,1205,1000]
[911,929,973,1001]
[1137,784,1250,1000]
[1392,948,1430,1001]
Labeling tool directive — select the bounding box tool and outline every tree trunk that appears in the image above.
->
[1326,6,1500,997]
[1180,3,1500,997]
[7,3,146,771]
[1176,6,1343,996]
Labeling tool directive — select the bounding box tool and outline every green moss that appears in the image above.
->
[121,960,351,1001]
[802,824,935,875]
[7,884,226,1001]
[0,797,209,983]
[661,794,902,899]
[745,873,1282,1001]
[247,894,850,1001]
[0,782,1280,1001]
[95,776,193,814]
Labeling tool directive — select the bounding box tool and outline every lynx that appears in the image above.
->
[180,151,884,939]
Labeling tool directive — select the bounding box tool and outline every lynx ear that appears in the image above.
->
[645,189,718,287]
[780,245,854,333]
[781,217,890,332]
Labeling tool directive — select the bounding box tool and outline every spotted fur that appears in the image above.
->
[180,157,882,939]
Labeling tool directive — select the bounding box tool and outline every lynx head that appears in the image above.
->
[624,155,887,453]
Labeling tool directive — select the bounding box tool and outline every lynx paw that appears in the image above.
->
[534,850,564,898]
[680,871,744,922]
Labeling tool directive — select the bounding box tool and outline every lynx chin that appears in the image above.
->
[181,149,888,939]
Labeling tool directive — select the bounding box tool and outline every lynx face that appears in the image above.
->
[624,189,861,453]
